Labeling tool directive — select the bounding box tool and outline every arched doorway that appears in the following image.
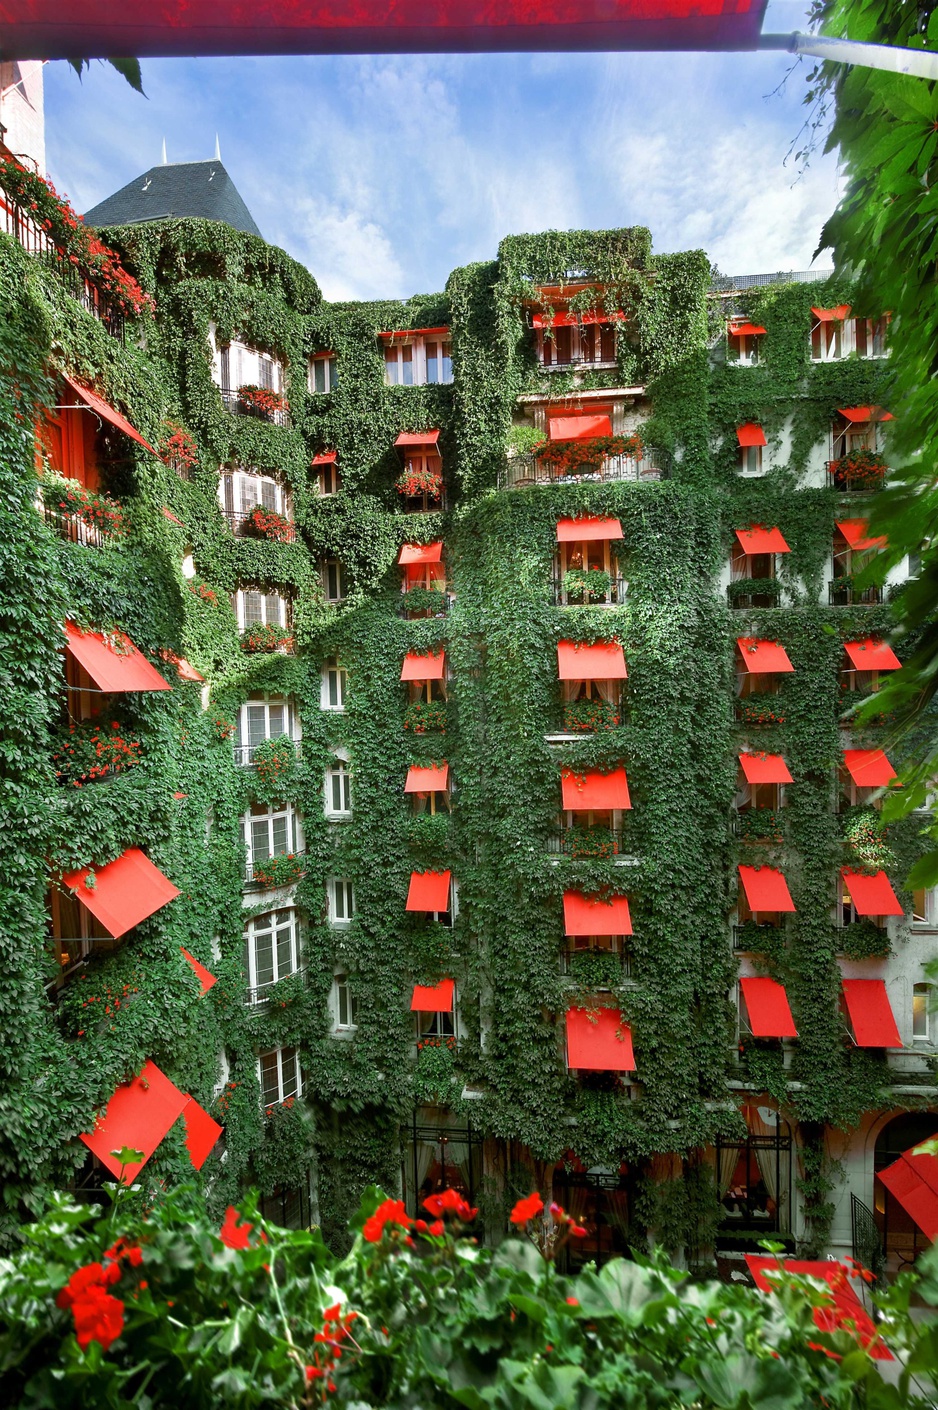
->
[874,1112,938,1272]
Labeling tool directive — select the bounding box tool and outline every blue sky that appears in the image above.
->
[43,3,838,301]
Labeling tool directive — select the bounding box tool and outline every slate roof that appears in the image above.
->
[83,160,261,237]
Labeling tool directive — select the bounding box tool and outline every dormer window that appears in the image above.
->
[380,328,453,386]
[308,352,337,394]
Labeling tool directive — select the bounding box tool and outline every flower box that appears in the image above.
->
[404,700,448,733]
[240,624,294,654]
[237,385,288,421]
[242,506,295,542]
[51,719,142,786]
[396,465,443,500]
[562,698,620,732]
[250,853,304,888]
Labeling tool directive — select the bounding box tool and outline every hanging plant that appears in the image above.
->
[243,506,296,543]
[565,824,617,859]
[251,735,297,793]
[829,449,887,491]
[51,719,142,786]
[395,464,443,499]
[841,805,897,872]
[158,425,198,478]
[237,385,288,419]
[535,434,642,478]
[737,808,784,844]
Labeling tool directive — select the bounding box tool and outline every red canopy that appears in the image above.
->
[738,864,796,913]
[736,423,766,447]
[734,526,790,554]
[841,868,903,917]
[80,1060,189,1183]
[62,847,180,938]
[746,1255,892,1360]
[533,310,625,328]
[399,541,443,565]
[842,980,902,1048]
[736,637,794,674]
[563,890,632,936]
[65,622,171,693]
[566,1007,634,1071]
[878,1141,938,1242]
[160,649,205,683]
[401,649,446,681]
[838,405,893,423]
[728,321,767,337]
[405,762,449,793]
[380,326,449,340]
[556,516,622,542]
[311,450,337,465]
[739,752,792,785]
[180,947,217,995]
[561,766,631,811]
[61,373,155,453]
[740,977,798,1038]
[181,1095,224,1170]
[844,638,901,672]
[406,870,451,912]
[395,429,440,447]
[843,749,896,788]
[548,412,613,442]
[836,519,887,552]
[411,979,454,1011]
[557,639,627,680]
[811,305,851,322]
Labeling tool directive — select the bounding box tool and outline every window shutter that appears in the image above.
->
[222,474,235,514]
[220,345,230,390]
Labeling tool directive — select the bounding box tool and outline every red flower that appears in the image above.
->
[362,1198,412,1243]
[428,1219,445,1237]
[423,1188,478,1221]
[510,1193,544,1225]
[56,1263,125,1351]
[220,1206,254,1249]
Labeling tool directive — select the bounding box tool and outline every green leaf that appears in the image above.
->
[691,1354,803,1410]
[106,58,145,94]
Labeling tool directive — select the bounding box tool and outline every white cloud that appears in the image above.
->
[283,199,406,300]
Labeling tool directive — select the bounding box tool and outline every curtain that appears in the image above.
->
[749,1108,783,1209]
[718,1144,740,1197]
[412,1140,435,1207]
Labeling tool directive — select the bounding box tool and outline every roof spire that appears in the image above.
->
[161,138,167,165]
[214,133,221,161]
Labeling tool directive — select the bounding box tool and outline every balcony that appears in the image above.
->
[39,500,114,549]
[547,825,629,859]
[827,457,887,493]
[222,509,296,542]
[735,697,785,727]
[553,571,627,607]
[732,923,783,952]
[561,946,632,982]
[219,386,289,428]
[243,850,306,890]
[399,587,451,620]
[233,738,303,768]
[732,809,784,844]
[829,579,883,607]
[245,967,308,1007]
[727,580,782,609]
[1,197,126,340]
[499,447,670,492]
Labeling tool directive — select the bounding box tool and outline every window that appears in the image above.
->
[234,694,298,767]
[233,589,290,631]
[244,908,300,1000]
[322,559,346,603]
[258,1046,301,1106]
[913,984,933,1042]
[383,332,453,386]
[740,444,763,475]
[321,657,347,711]
[913,889,930,926]
[716,1112,792,1234]
[242,802,301,879]
[219,468,291,528]
[555,538,623,606]
[810,318,843,362]
[536,320,618,369]
[426,339,452,384]
[852,317,889,359]
[333,973,359,1031]
[417,1008,456,1040]
[328,877,355,925]
[215,339,284,395]
[324,756,351,817]
[308,353,338,394]
[314,456,341,496]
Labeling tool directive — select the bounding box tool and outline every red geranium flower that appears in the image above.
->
[510,1192,544,1225]
[423,1188,478,1221]
[362,1197,413,1243]
[220,1206,254,1249]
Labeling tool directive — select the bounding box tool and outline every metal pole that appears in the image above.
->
[760,31,938,81]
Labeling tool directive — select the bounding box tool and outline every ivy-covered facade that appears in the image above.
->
[1,142,935,1278]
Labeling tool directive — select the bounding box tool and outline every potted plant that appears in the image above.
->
[251,735,297,792]
[237,385,288,421]
[242,505,295,542]
[395,464,443,501]
[250,853,304,888]
[562,567,612,604]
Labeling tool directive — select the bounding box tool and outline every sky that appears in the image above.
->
[42,2,839,303]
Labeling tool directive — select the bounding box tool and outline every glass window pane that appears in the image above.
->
[281,1049,298,1100]
[261,480,277,509]
[264,593,282,626]
[426,342,439,384]
[272,815,288,854]
[268,702,285,737]
[385,350,399,384]
[314,360,326,393]
[260,1052,279,1105]
[276,925,294,979]
[913,986,929,1038]
[243,591,263,625]
[241,478,258,511]
[328,670,339,708]
[255,932,274,988]
[442,343,452,382]
[402,345,413,386]
[247,705,268,747]
[252,818,271,860]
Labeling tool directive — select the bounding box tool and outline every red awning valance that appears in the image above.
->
[740,976,798,1038]
[181,946,217,995]
[561,766,631,811]
[401,649,446,681]
[728,321,766,337]
[842,868,903,917]
[61,373,156,453]
[843,749,897,788]
[734,526,790,555]
[566,1007,634,1071]
[548,413,613,442]
[557,639,627,680]
[842,979,902,1047]
[844,638,901,672]
[379,326,449,341]
[736,423,766,447]
[405,762,449,793]
[395,429,440,448]
[836,519,887,552]
[62,847,181,938]
[65,622,172,693]
[399,541,443,565]
[411,979,454,1012]
[838,405,893,423]
[738,864,796,913]
[160,649,205,683]
[406,869,451,912]
[181,1095,224,1171]
[811,304,851,322]
[878,1141,938,1242]
[739,753,793,785]
[737,637,794,674]
[80,1059,189,1183]
[746,1255,891,1360]
[532,310,625,329]
[556,516,623,543]
[563,890,632,936]
[311,450,337,465]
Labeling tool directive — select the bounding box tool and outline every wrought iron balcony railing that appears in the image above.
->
[219,386,289,427]
[233,738,303,768]
[828,579,883,606]
[552,573,628,607]
[243,849,306,889]
[500,448,670,491]
[39,501,113,549]
[1,197,125,340]
[547,825,630,859]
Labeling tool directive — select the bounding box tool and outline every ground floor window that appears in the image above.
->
[259,1179,312,1230]
[402,1108,483,1219]
[552,1163,631,1272]
[715,1107,792,1240]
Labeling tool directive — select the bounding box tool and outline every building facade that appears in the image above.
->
[1,144,934,1276]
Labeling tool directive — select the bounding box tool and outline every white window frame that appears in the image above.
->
[810,320,843,362]
[317,459,341,496]
[912,888,931,927]
[555,538,622,605]
[244,908,301,1000]
[913,983,933,1043]
[332,972,359,1032]
[233,589,291,631]
[327,877,355,926]
[321,658,348,711]
[242,803,303,875]
[324,753,351,818]
[384,334,453,387]
[308,352,338,394]
[322,558,346,603]
[417,1007,456,1040]
[215,339,285,394]
[219,468,292,525]
[234,694,300,767]
[739,445,763,476]
[258,1046,301,1106]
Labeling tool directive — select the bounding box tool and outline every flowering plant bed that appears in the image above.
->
[158,425,198,478]
[737,808,784,844]
[189,579,219,607]
[51,719,142,786]
[395,464,443,499]
[562,567,611,603]
[237,384,288,420]
[736,699,785,726]
[41,477,127,538]
[563,697,620,732]
[240,624,294,653]
[536,433,642,477]
[404,700,448,733]
[251,735,297,792]
[565,824,617,859]
[250,853,304,888]
[830,449,887,491]
[242,506,295,542]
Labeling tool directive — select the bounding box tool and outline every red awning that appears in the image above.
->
[737,637,794,674]
[811,305,851,322]
[844,638,901,672]
[838,405,894,423]
[379,326,449,340]
[836,519,887,552]
[561,766,631,811]
[65,622,172,693]
[62,847,180,938]
[548,413,613,442]
[728,321,767,337]
[841,868,903,917]
[532,310,625,329]
[734,525,790,554]
[739,753,793,785]
[311,450,337,465]
[746,1255,892,1360]
[556,516,623,542]
[406,869,451,912]
[401,649,446,681]
[181,946,217,995]
[843,749,897,788]
[566,1007,634,1071]
[405,762,449,793]
[80,1059,189,1183]
[160,649,205,683]
[740,976,798,1038]
[399,541,443,565]
[557,639,627,680]
[181,1095,224,1170]
[878,1142,938,1242]
[736,423,767,447]
[738,864,796,913]
[842,980,902,1047]
[395,429,440,448]
[61,372,156,454]
[563,890,632,936]
[411,979,454,1012]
